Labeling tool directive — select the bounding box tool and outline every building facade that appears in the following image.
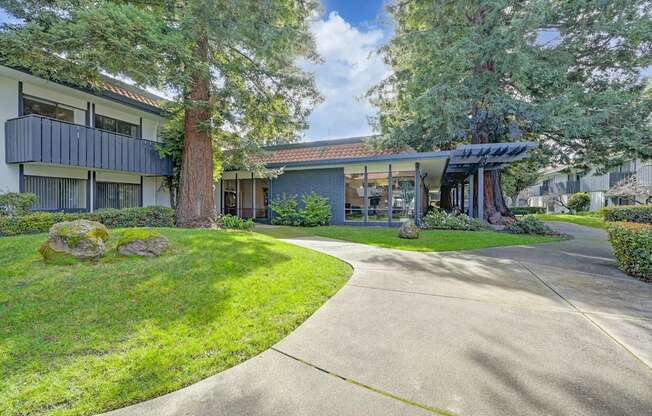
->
[218,138,536,225]
[0,65,172,212]
[521,160,652,212]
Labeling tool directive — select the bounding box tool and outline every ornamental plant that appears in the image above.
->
[606,222,652,282]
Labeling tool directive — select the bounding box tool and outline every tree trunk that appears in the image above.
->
[440,184,454,211]
[470,109,514,224]
[176,36,216,228]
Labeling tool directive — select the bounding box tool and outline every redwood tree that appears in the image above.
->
[0,0,320,227]
[370,0,652,223]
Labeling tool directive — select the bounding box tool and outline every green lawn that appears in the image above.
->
[0,228,351,416]
[534,213,606,229]
[256,225,562,252]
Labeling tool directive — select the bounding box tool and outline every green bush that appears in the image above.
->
[299,192,332,227]
[270,194,302,226]
[422,209,488,231]
[510,206,545,216]
[0,206,175,237]
[602,205,652,224]
[567,192,591,213]
[219,214,255,231]
[0,192,38,216]
[505,215,555,235]
[607,222,652,282]
[270,192,332,227]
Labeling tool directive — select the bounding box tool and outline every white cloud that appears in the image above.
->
[302,12,390,140]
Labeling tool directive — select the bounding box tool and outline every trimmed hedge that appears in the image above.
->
[606,222,652,282]
[602,205,652,224]
[0,206,175,237]
[511,206,545,215]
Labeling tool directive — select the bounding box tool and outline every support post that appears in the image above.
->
[457,182,462,209]
[460,181,465,212]
[477,166,484,221]
[252,173,256,220]
[363,166,368,224]
[235,172,239,217]
[139,176,144,207]
[388,164,392,226]
[415,163,421,226]
[468,174,474,217]
[219,179,224,215]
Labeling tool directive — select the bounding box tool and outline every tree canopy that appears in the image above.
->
[0,0,321,225]
[371,0,652,166]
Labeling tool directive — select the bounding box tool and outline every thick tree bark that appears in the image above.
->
[176,36,216,228]
[439,184,454,211]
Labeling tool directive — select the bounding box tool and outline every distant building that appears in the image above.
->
[518,160,652,212]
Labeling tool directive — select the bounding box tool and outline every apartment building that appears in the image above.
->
[0,65,172,212]
[522,160,652,212]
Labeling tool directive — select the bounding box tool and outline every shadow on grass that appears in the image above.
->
[0,228,348,415]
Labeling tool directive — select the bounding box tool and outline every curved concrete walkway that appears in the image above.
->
[106,223,652,416]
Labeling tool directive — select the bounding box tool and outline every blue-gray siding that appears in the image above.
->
[5,114,171,176]
[270,168,345,225]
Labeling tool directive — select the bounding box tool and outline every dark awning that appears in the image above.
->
[445,142,537,175]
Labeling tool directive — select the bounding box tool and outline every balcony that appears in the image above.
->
[540,180,580,196]
[5,114,172,176]
[609,171,634,188]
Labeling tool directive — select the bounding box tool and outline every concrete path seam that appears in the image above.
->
[347,283,579,315]
[269,348,458,416]
[519,262,652,373]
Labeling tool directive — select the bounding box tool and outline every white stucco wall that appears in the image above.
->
[0,76,20,192]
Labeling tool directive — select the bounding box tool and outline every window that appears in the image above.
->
[345,173,365,221]
[223,179,237,215]
[23,96,75,123]
[239,178,254,218]
[94,114,139,138]
[96,182,141,209]
[367,172,389,221]
[23,175,87,211]
[254,179,269,218]
[391,171,415,221]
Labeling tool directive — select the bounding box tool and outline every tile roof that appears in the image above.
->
[99,80,162,109]
[257,137,413,165]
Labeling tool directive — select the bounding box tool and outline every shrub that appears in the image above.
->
[219,214,255,231]
[510,206,545,216]
[0,206,175,237]
[505,215,555,235]
[299,192,332,227]
[0,192,38,216]
[567,192,591,213]
[607,222,652,282]
[270,192,332,227]
[270,194,302,226]
[90,206,175,228]
[602,205,652,224]
[422,209,488,231]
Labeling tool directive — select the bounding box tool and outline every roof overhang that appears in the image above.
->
[264,150,450,169]
[444,142,538,175]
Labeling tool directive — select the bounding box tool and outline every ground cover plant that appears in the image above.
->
[270,193,332,226]
[256,225,561,252]
[0,228,351,415]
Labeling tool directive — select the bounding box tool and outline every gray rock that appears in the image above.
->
[398,220,419,239]
[118,234,169,257]
[42,219,109,260]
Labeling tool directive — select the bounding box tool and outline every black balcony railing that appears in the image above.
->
[540,180,580,195]
[609,171,634,188]
[5,114,172,176]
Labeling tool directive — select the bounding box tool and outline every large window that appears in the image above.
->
[23,96,75,123]
[239,178,254,218]
[96,182,140,209]
[367,172,389,221]
[391,171,415,221]
[94,114,140,138]
[223,179,237,215]
[254,179,269,218]
[345,173,365,221]
[23,175,87,211]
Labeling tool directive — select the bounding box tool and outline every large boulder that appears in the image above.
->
[40,219,109,260]
[398,220,420,239]
[117,229,169,257]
